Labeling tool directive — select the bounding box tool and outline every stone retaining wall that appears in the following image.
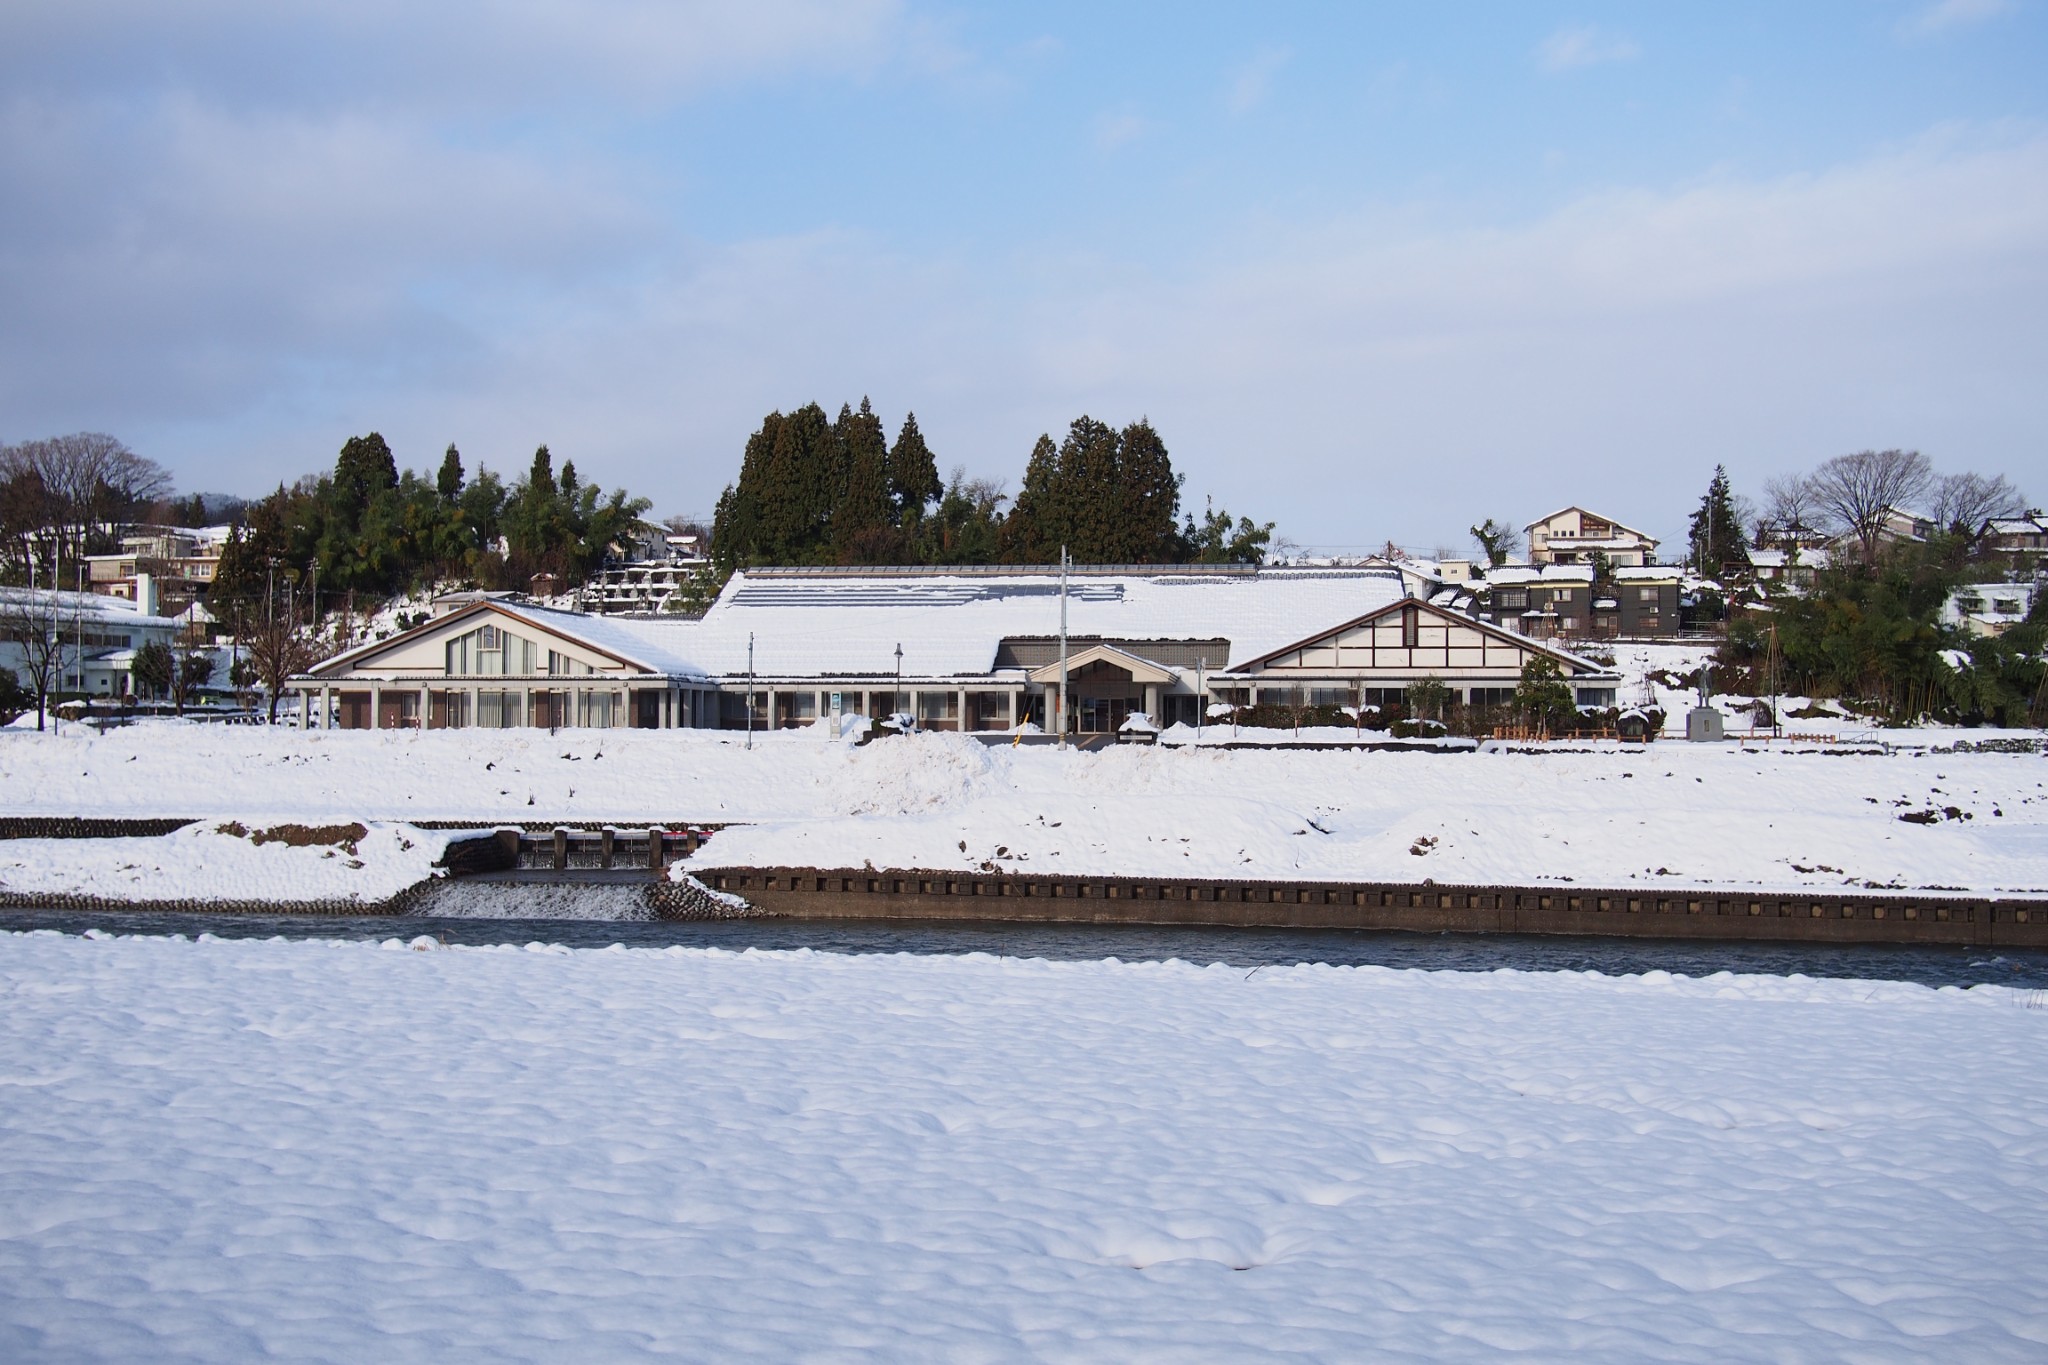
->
[702,867,2048,948]
[0,817,195,840]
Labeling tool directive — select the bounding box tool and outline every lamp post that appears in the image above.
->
[745,631,754,751]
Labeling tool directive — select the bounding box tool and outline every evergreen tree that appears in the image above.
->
[1110,418,1182,562]
[331,433,398,526]
[1003,433,1067,562]
[887,412,942,524]
[1689,465,1750,577]
[437,444,464,502]
[832,398,896,563]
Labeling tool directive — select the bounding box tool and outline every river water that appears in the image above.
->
[4,905,2046,989]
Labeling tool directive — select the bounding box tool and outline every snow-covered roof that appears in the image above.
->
[1612,566,1684,582]
[1523,507,1658,542]
[0,586,181,630]
[1481,565,1595,586]
[611,566,1412,678]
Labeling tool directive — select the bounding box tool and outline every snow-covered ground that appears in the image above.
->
[3,723,2046,897]
[0,821,450,907]
[1,930,2043,1361]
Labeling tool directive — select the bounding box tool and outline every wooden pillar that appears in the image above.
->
[320,685,332,730]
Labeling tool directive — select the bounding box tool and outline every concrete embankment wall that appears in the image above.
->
[701,867,2048,948]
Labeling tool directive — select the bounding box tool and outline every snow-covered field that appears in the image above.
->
[6,721,2045,899]
[1,930,2043,1361]
[0,820,450,907]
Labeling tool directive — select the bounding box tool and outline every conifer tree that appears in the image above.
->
[833,398,896,562]
[332,433,398,526]
[1112,418,1183,562]
[437,444,464,502]
[887,412,942,524]
[1689,465,1750,577]
[1003,433,1065,563]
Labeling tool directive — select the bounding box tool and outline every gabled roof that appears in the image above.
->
[1523,506,1659,542]
[1026,643,1177,686]
[1235,597,1610,675]
[305,599,695,679]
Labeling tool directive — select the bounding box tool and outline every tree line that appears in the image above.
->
[213,434,651,609]
[1696,449,2042,726]
[710,400,1273,572]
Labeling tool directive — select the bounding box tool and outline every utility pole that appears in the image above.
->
[1057,546,1069,750]
[1195,658,1205,743]
[745,631,754,751]
[894,643,903,725]
[1768,616,1781,740]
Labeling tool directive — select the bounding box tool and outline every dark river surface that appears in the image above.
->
[4,905,2047,989]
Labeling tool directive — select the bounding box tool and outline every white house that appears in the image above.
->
[1524,507,1660,568]
[1943,582,2037,638]
[287,565,1621,732]
[0,585,186,698]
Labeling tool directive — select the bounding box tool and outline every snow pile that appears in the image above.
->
[0,932,2043,1361]
[0,821,449,907]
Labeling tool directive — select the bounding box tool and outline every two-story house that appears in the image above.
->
[1524,508,1660,568]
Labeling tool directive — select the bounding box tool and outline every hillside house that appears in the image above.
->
[1524,508,1659,568]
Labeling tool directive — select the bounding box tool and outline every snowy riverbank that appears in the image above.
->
[8,722,2044,899]
[1,930,2044,1361]
[0,820,451,909]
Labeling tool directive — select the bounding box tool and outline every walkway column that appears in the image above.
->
[1143,683,1160,721]
[957,688,968,733]
[320,685,332,730]
[420,684,431,730]
[370,682,382,729]
[298,689,310,730]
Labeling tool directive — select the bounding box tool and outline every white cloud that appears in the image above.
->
[1092,108,1150,152]
[1898,0,2016,38]
[1227,47,1291,116]
[1535,24,1642,73]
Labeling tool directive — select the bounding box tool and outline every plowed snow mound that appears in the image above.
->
[842,734,999,815]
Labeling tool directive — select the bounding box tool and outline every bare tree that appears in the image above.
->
[0,581,74,731]
[1469,518,1522,567]
[1930,471,2027,538]
[0,434,169,578]
[229,573,322,723]
[1758,474,1819,549]
[1807,449,1933,558]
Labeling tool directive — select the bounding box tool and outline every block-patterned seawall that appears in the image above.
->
[702,867,2048,948]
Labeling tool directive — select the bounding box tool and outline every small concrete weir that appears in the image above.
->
[428,825,753,920]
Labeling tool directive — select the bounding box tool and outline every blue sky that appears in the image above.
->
[3,1,2044,554]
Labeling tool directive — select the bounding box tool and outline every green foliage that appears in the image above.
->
[1002,416,1184,563]
[1407,675,1450,723]
[887,411,942,523]
[437,444,464,502]
[1181,498,1274,564]
[1715,534,2042,726]
[1689,465,1750,576]
[1470,518,1517,567]
[1513,655,1576,729]
[131,639,174,698]
[0,667,29,726]
[207,433,647,614]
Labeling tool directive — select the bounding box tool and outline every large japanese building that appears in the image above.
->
[288,564,1619,732]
